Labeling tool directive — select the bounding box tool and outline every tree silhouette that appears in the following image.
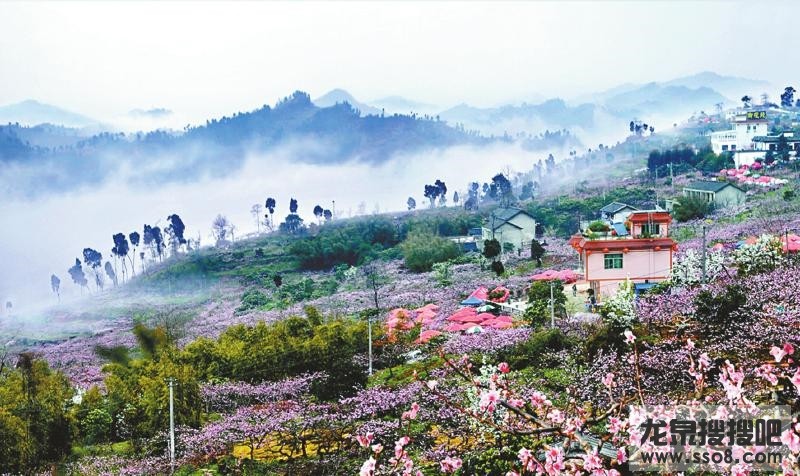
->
[265,197,276,231]
[50,274,60,302]
[68,258,88,293]
[741,95,752,108]
[211,214,231,244]
[129,231,140,275]
[520,181,535,200]
[280,214,304,234]
[492,173,514,206]
[313,205,324,225]
[530,240,546,266]
[435,180,447,207]
[83,248,104,290]
[250,204,263,233]
[407,197,416,211]
[166,214,187,253]
[781,87,796,108]
[777,134,791,161]
[104,261,117,287]
[453,191,459,205]
[323,209,333,222]
[483,239,501,261]
[423,184,439,207]
[143,225,165,261]
[112,233,129,282]
[465,182,480,210]
[280,198,304,234]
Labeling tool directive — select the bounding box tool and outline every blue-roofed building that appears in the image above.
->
[599,202,638,223]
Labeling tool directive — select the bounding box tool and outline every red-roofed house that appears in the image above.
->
[569,211,676,298]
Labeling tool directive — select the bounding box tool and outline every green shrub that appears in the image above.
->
[400,232,461,272]
[181,317,377,399]
[490,260,505,276]
[290,218,399,270]
[672,195,712,222]
[694,284,747,339]
[588,220,610,232]
[80,408,113,445]
[482,239,501,260]
[523,280,565,327]
[583,323,627,358]
[496,329,573,370]
[236,288,270,313]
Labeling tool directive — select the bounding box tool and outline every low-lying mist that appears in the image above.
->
[0,139,584,319]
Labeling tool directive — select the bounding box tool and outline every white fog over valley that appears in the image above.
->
[1,0,798,319]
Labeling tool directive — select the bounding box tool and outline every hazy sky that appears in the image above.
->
[1,0,798,124]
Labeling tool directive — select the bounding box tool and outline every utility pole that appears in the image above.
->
[701,225,707,284]
[549,280,555,328]
[167,378,176,474]
[368,316,373,376]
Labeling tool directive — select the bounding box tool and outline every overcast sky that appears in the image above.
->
[0,1,797,123]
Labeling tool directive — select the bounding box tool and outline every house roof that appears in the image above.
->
[600,202,636,214]
[627,211,672,224]
[752,135,800,143]
[684,180,743,193]
[489,207,534,230]
[570,235,676,253]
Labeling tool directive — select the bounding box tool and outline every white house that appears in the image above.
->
[753,131,800,153]
[710,111,769,154]
[482,208,537,252]
[733,131,800,167]
[599,202,638,223]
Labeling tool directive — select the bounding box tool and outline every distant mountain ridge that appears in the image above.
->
[662,71,772,100]
[0,91,489,197]
[313,89,381,116]
[0,99,97,127]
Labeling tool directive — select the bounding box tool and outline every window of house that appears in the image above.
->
[641,223,660,236]
[604,253,623,269]
[722,145,729,151]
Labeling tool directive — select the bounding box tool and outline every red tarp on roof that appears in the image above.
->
[469,286,489,300]
[531,269,579,284]
[781,233,800,252]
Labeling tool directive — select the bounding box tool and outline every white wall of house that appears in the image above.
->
[482,213,537,252]
[710,117,768,154]
[683,186,745,207]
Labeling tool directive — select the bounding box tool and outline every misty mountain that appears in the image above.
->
[602,83,729,118]
[440,98,597,129]
[0,99,97,127]
[436,98,603,145]
[370,95,437,115]
[662,71,772,100]
[129,107,173,118]
[0,91,487,196]
[313,89,381,116]
[0,123,89,149]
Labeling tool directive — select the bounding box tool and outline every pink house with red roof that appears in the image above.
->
[569,211,677,298]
